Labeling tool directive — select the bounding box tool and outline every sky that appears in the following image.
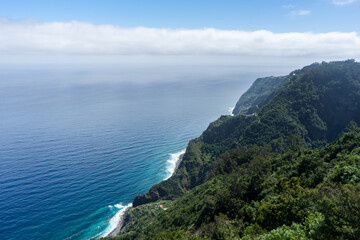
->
[1,0,360,32]
[0,0,359,71]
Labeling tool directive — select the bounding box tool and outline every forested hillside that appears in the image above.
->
[106,125,360,240]
[232,76,284,115]
[102,60,360,240]
[133,60,360,207]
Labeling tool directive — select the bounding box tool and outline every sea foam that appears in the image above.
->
[164,149,186,180]
[99,203,132,238]
[228,106,235,116]
[99,148,185,238]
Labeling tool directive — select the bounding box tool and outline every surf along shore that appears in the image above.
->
[104,151,185,237]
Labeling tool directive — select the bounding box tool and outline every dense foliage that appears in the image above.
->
[101,60,360,240]
[104,125,360,240]
[133,60,360,207]
[232,76,285,115]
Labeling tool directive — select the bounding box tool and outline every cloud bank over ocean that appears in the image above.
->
[1,19,359,59]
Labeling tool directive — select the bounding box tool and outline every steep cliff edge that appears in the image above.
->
[132,60,360,208]
[101,60,360,240]
[232,76,285,115]
[105,126,360,240]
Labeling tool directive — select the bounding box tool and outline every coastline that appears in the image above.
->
[103,149,185,238]
[173,153,184,176]
[228,106,235,116]
[107,205,132,237]
[165,149,186,180]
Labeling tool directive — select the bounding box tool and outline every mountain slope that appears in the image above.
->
[105,125,360,240]
[232,76,285,115]
[133,60,360,207]
[101,60,360,240]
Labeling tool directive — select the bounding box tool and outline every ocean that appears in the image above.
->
[0,66,256,240]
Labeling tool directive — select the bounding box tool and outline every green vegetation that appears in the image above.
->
[133,60,360,207]
[104,126,360,240]
[102,60,360,239]
[232,76,285,115]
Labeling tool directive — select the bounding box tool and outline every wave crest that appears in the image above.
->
[100,203,132,238]
[165,149,186,180]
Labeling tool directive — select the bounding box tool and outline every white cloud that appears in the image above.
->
[282,4,295,9]
[332,0,357,6]
[0,19,359,61]
[290,10,311,16]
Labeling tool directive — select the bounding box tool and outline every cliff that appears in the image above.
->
[232,76,284,115]
[133,60,360,207]
[103,60,360,240]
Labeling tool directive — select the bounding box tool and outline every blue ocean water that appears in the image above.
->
[0,68,251,240]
